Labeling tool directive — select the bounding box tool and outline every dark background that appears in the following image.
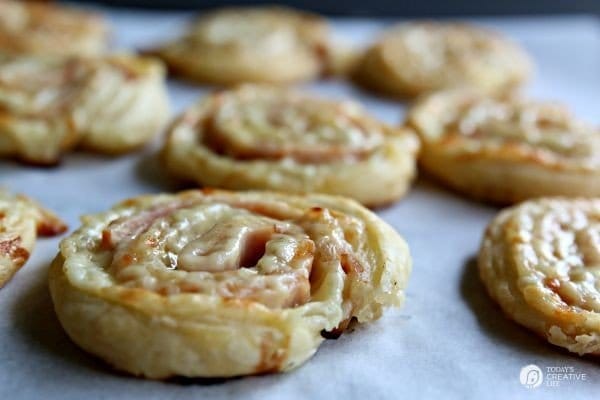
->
[82,0,600,15]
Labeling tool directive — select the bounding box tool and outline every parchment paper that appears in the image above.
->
[1,9,599,400]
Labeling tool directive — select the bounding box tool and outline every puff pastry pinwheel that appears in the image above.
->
[355,22,532,98]
[479,198,600,355]
[0,0,108,57]
[0,53,169,164]
[49,189,411,378]
[150,7,346,85]
[407,89,600,204]
[1,190,66,288]
[163,85,419,207]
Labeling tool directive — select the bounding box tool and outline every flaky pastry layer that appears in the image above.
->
[479,198,600,355]
[408,89,600,203]
[164,85,419,207]
[49,189,411,378]
[0,0,108,56]
[355,22,532,98]
[0,190,66,288]
[0,53,170,164]
[150,7,347,85]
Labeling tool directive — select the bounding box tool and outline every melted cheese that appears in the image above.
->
[480,198,600,355]
[410,89,600,170]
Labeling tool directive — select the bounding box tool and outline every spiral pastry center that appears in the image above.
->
[201,90,385,164]
[453,100,599,161]
[97,195,369,309]
[0,55,143,118]
[519,205,600,313]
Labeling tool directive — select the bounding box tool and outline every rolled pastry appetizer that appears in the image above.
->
[355,22,532,98]
[479,198,600,355]
[0,53,170,164]
[49,189,411,378]
[1,190,66,288]
[0,0,108,56]
[150,7,349,85]
[163,85,419,207]
[407,89,600,204]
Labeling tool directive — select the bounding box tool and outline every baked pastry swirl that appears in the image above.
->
[163,85,419,207]
[479,198,600,355]
[1,190,66,288]
[407,89,600,203]
[49,189,411,378]
[0,0,108,57]
[355,22,532,98]
[0,53,169,164]
[150,7,343,85]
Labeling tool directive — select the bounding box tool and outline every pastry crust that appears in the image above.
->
[0,190,66,288]
[0,53,170,164]
[0,0,108,57]
[150,7,343,85]
[49,189,411,378]
[163,85,419,207]
[478,198,600,355]
[355,22,532,98]
[407,89,600,204]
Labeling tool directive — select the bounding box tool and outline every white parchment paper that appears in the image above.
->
[0,9,599,400]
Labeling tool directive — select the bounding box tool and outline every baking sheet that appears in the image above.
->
[1,9,599,400]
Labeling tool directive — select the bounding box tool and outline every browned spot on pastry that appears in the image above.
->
[551,305,585,328]
[110,61,139,81]
[200,187,216,195]
[37,216,67,236]
[292,240,316,263]
[255,335,289,374]
[0,237,30,267]
[221,297,258,308]
[119,288,151,304]
[121,199,139,207]
[545,277,561,293]
[118,253,138,267]
[178,282,200,292]
[340,253,364,276]
[320,317,353,339]
[100,229,114,250]
[156,287,171,296]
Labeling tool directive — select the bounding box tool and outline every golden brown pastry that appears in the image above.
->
[150,7,349,85]
[1,190,66,288]
[49,189,411,378]
[0,0,108,57]
[0,53,170,164]
[407,88,600,204]
[355,22,532,98]
[163,85,419,207]
[479,198,600,355]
